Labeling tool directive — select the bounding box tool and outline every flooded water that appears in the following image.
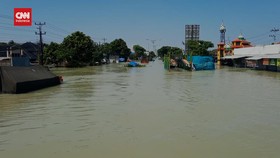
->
[0,60,280,158]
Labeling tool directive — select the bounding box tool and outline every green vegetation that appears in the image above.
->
[131,45,146,60]
[2,32,215,67]
[187,40,214,56]
[157,46,182,59]
[109,39,131,58]
[157,40,214,60]
[44,32,132,67]
[147,51,156,61]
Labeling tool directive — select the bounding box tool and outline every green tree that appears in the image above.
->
[157,46,170,58]
[44,42,60,64]
[0,42,8,48]
[96,43,111,59]
[110,39,131,59]
[148,51,156,58]
[61,31,96,67]
[133,45,146,59]
[157,46,182,58]
[187,40,214,56]
[8,40,15,46]
[8,40,20,49]
[44,42,68,65]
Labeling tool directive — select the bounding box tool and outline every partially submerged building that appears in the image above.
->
[0,45,62,94]
[222,44,280,71]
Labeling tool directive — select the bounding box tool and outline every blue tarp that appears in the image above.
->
[128,61,138,67]
[188,56,215,70]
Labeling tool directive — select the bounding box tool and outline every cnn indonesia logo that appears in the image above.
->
[14,8,32,26]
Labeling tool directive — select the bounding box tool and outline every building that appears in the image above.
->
[223,43,280,71]
[218,34,253,66]
[0,48,31,66]
[231,34,252,49]
[217,22,253,64]
[0,42,39,66]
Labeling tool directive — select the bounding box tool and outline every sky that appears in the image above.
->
[1,0,280,51]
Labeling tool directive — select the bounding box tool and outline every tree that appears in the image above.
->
[44,42,66,65]
[61,31,95,67]
[8,40,15,46]
[169,47,183,58]
[157,46,170,58]
[187,40,214,56]
[157,46,182,58]
[133,45,146,59]
[148,51,156,61]
[96,43,111,59]
[44,42,59,64]
[8,40,20,49]
[110,39,130,59]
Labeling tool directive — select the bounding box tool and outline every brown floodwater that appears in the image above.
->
[0,60,280,158]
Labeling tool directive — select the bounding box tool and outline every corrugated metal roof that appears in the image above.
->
[265,54,280,59]
[246,56,264,60]
[234,44,280,56]
[222,55,250,59]
[246,54,280,60]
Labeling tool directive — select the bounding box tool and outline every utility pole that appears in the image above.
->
[146,39,150,52]
[270,27,279,43]
[151,40,156,53]
[146,39,159,53]
[102,38,107,44]
[35,22,46,65]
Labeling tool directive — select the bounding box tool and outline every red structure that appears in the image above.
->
[231,34,252,49]
[217,33,253,62]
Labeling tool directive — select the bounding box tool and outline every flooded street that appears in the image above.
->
[0,60,280,158]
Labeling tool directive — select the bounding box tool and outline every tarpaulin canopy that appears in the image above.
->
[188,56,215,70]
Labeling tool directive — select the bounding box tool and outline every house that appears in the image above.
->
[222,43,280,71]
[0,42,39,66]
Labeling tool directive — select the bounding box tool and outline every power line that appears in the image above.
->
[0,26,35,33]
[0,14,14,20]
[46,23,72,35]
[247,31,270,40]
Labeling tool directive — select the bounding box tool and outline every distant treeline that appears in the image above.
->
[1,31,214,67]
